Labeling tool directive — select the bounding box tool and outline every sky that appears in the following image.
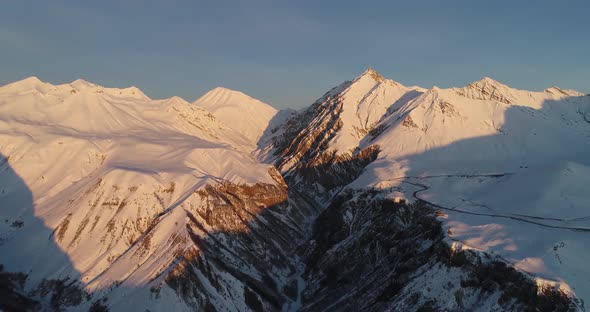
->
[1,1,589,109]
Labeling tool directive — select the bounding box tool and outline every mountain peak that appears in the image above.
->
[465,76,514,93]
[454,77,515,104]
[195,86,276,112]
[20,76,44,85]
[469,76,507,88]
[544,86,584,97]
[359,67,385,82]
[70,78,97,90]
[193,86,277,145]
[162,95,190,106]
[481,76,497,82]
[0,76,53,94]
[363,67,380,75]
[211,86,233,92]
[9,76,47,88]
[198,86,264,103]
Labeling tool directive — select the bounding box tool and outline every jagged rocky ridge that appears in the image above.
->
[1,70,589,311]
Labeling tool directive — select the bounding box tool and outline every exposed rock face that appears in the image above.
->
[161,178,320,311]
[268,89,382,193]
[272,93,348,173]
[298,191,576,312]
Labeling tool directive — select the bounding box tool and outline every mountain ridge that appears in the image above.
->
[1,70,589,311]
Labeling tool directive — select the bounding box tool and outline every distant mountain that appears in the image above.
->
[1,71,589,311]
[194,87,278,147]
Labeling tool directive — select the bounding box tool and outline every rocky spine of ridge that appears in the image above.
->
[268,73,386,193]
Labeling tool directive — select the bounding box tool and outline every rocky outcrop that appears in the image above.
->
[292,144,380,191]
[162,178,319,311]
[298,190,576,312]
[269,89,381,193]
[272,93,347,173]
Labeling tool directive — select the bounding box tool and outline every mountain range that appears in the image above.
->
[1,68,589,311]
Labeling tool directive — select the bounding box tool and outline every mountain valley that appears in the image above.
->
[0,69,589,311]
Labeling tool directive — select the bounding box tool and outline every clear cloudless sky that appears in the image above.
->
[1,0,589,108]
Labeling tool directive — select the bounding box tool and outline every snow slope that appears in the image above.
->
[329,68,425,152]
[193,87,278,147]
[310,68,424,153]
[0,77,285,311]
[353,77,590,179]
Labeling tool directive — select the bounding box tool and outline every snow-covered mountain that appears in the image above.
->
[0,77,311,311]
[193,87,279,147]
[1,71,589,311]
[264,69,590,311]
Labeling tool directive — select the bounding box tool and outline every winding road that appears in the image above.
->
[400,174,590,233]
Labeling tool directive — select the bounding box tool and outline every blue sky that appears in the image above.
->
[1,1,589,108]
